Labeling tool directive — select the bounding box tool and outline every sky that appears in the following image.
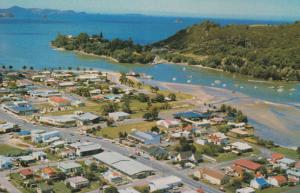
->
[1,0,300,20]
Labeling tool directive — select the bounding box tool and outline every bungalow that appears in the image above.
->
[109,112,130,121]
[208,132,229,145]
[32,151,47,160]
[32,131,60,144]
[229,128,250,138]
[174,111,210,122]
[156,119,181,129]
[277,158,296,169]
[267,175,287,187]
[236,187,255,193]
[3,101,38,115]
[195,138,208,146]
[18,155,36,164]
[194,167,227,185]
[49,96,71,107]
[128,131,161,145]
[250,178,269,189]
[0,156,12,169]
[103,170,123,184]
[76,112,101,126]
[58,81,75,88]
[39,115,77,128]
[174,151,202,163]
[65,176,89,189]
[58,161,82,174]
[230,142,253,153]
[286,168,300,182]
[234,159,262,172]
[269,153,284,164]
[29,89,61,98]
[41,167,57,179]
[118,188,140,193]
[19,168,33,179]
[149,175,182,192]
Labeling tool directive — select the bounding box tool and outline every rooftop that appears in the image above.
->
[235,159,262,171]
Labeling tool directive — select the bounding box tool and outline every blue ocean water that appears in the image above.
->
[0,14,299,105]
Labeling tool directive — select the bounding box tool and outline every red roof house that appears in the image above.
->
[19,168,33,179]
[234,159,262,172]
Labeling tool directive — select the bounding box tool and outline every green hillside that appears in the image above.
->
[154,21,300,81]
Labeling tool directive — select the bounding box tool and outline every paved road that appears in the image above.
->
[0,108,222,193]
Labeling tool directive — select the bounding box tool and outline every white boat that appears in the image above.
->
[172,77,176,81]
[214,80,221,84]
[277,88,284,92]
[222,84,227,87]
[182,67,186,71]
[240,86,244,89]
[289,88,296,91]
[211,83,215,86]
[187,80,191,83]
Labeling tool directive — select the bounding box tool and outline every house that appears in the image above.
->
[0,156,12,169]
[49,96,71,107]
[36,185,53,193]
[118,187,140,193]
[174,111,210,121]
[295,161,300,169]
[32,131,60,144]
[194,167,227,185]
[277,158,296,169]
[128,131,161,145]
[41,167,57,179]
[250,178,269,189]
[286,168,300,182]
[156,119,181,129]
[174,151,202,163]
[28,89,60,98]
[65,176,89,189]
[149,175,182,192]
[76,112,101,126]
[195,138,208,145]
[58,81,75,88]
[234,159,262,172]
[0,122,19,133]
[208,132,229,145]
[32,151,47,160]
[270,153,284,164]
[229,128,250,137]
[236,187,255,193]
[109,112,130,121]
[69,142,102,157]
[103,170,123,184]
[230,142,253,153]
[3,101,38,115]
[18,155,36,164]
[19,168,33,179]
[267,175,287,187]
[58,161,82,174]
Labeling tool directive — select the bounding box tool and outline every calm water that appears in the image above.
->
[1,15,300,146]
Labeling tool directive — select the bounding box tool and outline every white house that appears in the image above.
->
[103,170,123,184]
[128,131,161,145]
[250,178,269,189]
[267,175,287,187]
[0,156,12,169]
[65,176,89,189]
[236,187,255,193]
[156,119,181,129]
[109,112,130,121]
[277,158,296,169]
[230,142,253,153]
[149,176,182,192]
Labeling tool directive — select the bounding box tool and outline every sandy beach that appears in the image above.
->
[142,79,300,148]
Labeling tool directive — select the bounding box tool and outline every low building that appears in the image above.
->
[195,138,208,145]
[69,142,102,157]
[174,151,202,163]
[39,115,77,128]
[76,112,101,126]
[230,142,253,153]
[32,131,60,143]
[267,175,287,187]
[32,151,47,160]
[229,128,250,137]
[65,176,89,189]
[28,89,60,98]
[109,112,130,121]
[49,96,71,107]
[3,101,38,115]
[93,151,154,178]
[58,81,75,88]
[0,156,12,169]
[149,175,182,192]
[194,167,227,185]
[118,187,140,193]
[286,168,300,182]
[128,131,161,145]
[103,170,123,184]
[19,168,33,179]
[208,132,229,145]
[174,111,210,121]
[277,158,296,169]
[41,167,57,179]
[250,178,269,189]
[58,161,82,174]
[0,122,19,133]
[18,155,36,164]
[156,119,181,129]
[236,187,255,193]
[270,153,284,164]
[234,159,262,172]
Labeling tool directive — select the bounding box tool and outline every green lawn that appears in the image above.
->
[256,186,292,193]
[96,121,159,139]
[271,147,300,160]
[0,144,25,156]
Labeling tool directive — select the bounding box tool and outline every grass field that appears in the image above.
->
[96,121,159,139]
[271,147,300,160]
[0,144,25,156]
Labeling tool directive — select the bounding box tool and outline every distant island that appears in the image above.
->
[52,21,300,81]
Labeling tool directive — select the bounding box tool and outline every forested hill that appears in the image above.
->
[153,21,300,81]
[52,21,300,81]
